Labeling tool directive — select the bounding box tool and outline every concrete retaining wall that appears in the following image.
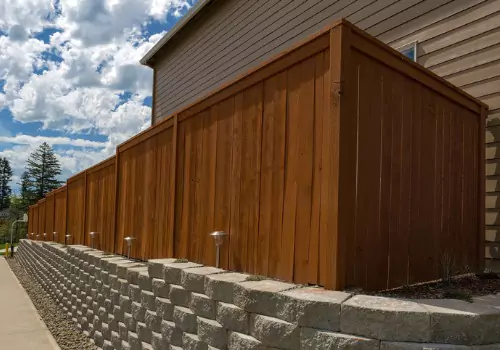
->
[16,239,500,350]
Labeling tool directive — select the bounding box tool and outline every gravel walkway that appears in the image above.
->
[6,257,96,350]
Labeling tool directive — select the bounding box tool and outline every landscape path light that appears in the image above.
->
[90,232,99,249]
[210,231,227,268]
[65,234,72,245]
[124,237,135,259]
[53,232,57,242]
[9,213,28,257]
[43,232,47,241]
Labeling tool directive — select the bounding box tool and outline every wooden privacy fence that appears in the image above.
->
[28,20,486,291]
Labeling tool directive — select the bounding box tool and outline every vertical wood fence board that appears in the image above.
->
[67,173,86,245]
[45,193,55,241]
[54,187,67,244]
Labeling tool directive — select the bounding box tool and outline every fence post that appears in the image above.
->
[167,114,179,257]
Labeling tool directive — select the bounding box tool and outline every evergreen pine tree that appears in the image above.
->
[18,171,34,212]
[26,142,63,201]
[0,157,13,210]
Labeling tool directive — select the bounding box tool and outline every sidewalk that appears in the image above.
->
[0,257,59,349]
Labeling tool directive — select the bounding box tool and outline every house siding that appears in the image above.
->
[151,0,500,270]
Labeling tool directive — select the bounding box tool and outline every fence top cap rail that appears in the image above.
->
[86,156,115,174]
[67,169,86,183]
[339,19,487,111]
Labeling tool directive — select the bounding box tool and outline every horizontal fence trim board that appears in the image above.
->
[86,157,115,174]
[119,117,175,152]
[346,22,484,114]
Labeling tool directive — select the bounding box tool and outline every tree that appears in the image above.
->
[17,171,34,212]
[26,142,63,201]
[0,157,13,210]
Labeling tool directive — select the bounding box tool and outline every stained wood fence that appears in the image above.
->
[27,20,486,291]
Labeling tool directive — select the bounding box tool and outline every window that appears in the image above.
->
[397,42,418,62]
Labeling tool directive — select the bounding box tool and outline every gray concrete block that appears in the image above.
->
[301,328,379,349]
[233,280,295,320]
[113,305,124,322]
[216,302,249,334]
[127,266,149,285]
[98,307,108,323]
[94,330,105,347]
[161,320,183,347]
[197,317,227,349]
[279,287,350,329]
[119,322,129,341]
[228,332,264,350]
[118,263,144,279]
[190,292,216,319]
[164,262,203,284]
[173,305,197,333]
[151,331,167,350]
[141,290,156,311]
[132,301,146,322]
[104,298,113,313]
[181,266,224,293]
[124,312,137,331]
[118,279,130,296]
[421,299,500,345]
[101,322,111,340]
[156,297,174,321]
[380,341,470,349]
[111,289,121,305]
[145,310,162,333]
[170,284,191,307]
[341,295,430,342]
[152,278,170,298]
[205,272,248,304]
[250,314,299,349]
[109,275,119,290]
[139,271,153,291]
[111,331,122,349]
[118,294,132,313]
[183,332,208,350]
[129,284,142,302]
[145,258,175,278]
[128,331,142,350]
[136,321,152,343]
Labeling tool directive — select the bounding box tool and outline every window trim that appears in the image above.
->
[396,41,418,62]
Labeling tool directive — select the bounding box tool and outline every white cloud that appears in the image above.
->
[0,135,107,148]
[0,0,56,34]
[0,0,195,189]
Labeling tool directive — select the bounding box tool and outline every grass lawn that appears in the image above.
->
[0,243,18,255]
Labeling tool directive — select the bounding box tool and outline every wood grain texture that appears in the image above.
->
[54,187,67,244]
[29,21,484,290]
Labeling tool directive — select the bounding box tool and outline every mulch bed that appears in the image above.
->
[368,272,500,302]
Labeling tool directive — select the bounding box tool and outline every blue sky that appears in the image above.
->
[0,0,195,191]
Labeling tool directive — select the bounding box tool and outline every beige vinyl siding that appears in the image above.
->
[152,0,457,120]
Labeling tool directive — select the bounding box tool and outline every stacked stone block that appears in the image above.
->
[16,239,500,350]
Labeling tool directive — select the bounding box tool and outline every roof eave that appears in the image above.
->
[140,0,213,67]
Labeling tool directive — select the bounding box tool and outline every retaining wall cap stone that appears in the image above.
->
[237,280,296,292]
[341,295,430,342]
[471,295,500,310]
[419,299,500,315]
[280,287,351,303]
[205,272,248,283]
[380,341,470,349]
